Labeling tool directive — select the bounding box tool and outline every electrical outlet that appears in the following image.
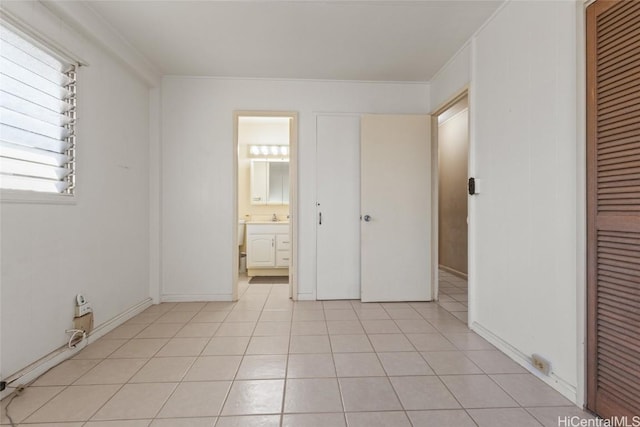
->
[75,302,92,317]
[532,354,551,375]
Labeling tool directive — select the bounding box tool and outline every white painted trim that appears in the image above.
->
[438,107,469,127]
[0,9,88,66]
[467,39,478,329]
[41,1,161,87]
[161,294,233,302]
[296,293,316,301]
[469,0,511,41]
[429,40,471,85]
[289,114,300,301]
[438,264,468,280]
[162,75,429,85]
[472,321,579,405]
[149,87,162,304]
[431,115,440,301]
[0,297,152,399]
[89,298,153,340]
[575,0,588,409]
[0,190,77,205]
[232,114,240,302]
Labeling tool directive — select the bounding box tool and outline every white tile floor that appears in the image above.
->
[1,271,596,426]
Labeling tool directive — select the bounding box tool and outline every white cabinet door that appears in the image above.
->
[250,160,268,205]
[247,234,275,267]
[360,115,431,302]
[316,115,361,300]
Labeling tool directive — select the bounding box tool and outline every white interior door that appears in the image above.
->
[361,115,431,302]
[316,115,361,300]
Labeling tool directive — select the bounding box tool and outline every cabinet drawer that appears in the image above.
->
[276,251,290,267]
[276,234,290,251]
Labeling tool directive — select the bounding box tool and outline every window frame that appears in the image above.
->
[0,16,82,205]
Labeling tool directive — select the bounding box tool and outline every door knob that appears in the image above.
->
[363,215,372,222]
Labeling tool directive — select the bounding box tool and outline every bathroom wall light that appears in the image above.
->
[248,145,289,158]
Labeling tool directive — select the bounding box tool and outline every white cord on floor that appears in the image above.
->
[65,329,87,348]
[4,330,88,426]
[5,385,25,427]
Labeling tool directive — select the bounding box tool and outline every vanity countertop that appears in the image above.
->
[247,221,289,225]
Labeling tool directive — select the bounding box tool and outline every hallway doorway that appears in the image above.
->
[434,94,470,318]
[233,112,298,301]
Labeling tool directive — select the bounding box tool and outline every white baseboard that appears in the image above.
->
[296,293,316,301]
[161,293,233,302]
[439,264,468,279]
[89,298,153,340]
[471,321,578,405]
[1,298,152,400]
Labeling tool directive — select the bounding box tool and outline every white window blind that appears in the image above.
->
[0,24,76,195]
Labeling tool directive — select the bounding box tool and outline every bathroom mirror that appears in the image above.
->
[250,159,289,205]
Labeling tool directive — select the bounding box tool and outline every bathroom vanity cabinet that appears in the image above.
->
[246,222,290,275]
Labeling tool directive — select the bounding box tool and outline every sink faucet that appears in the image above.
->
[272,213,278,222]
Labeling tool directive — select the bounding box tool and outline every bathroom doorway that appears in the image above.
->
[433,93,470,323]
[233,112,298,301]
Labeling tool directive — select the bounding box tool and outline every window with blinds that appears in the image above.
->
[0,24,76,195]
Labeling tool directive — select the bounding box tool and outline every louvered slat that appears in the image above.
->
[599,344,640,372]
[598,185,640,193]
[599,266,640,284]
[599,378,640,411]
[597,366,640,408]
[597,76,640,102]
[596,0,637,28]
[598,95,638,118]
[598,142,640,157]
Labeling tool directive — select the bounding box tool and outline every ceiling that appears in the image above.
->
[88,1,501,82]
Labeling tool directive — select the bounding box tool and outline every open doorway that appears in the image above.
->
[434,94,469,323]
[233,112,298,301]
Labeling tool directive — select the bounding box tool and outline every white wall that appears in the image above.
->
[430,44,471,111]
[0,3,152,378]
[161,77,429,300]
[430,0,580,402]
[473,0,578,400]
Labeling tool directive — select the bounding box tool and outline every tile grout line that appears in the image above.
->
[150,302,222,424]
[354,303,409,420]
[214,282,271,426]
[85,302,209,423]
[321,302,348,427]
[279,284,294,427]
[427,276,482,427]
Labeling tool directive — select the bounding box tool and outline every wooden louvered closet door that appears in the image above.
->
[587,0,640,418]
